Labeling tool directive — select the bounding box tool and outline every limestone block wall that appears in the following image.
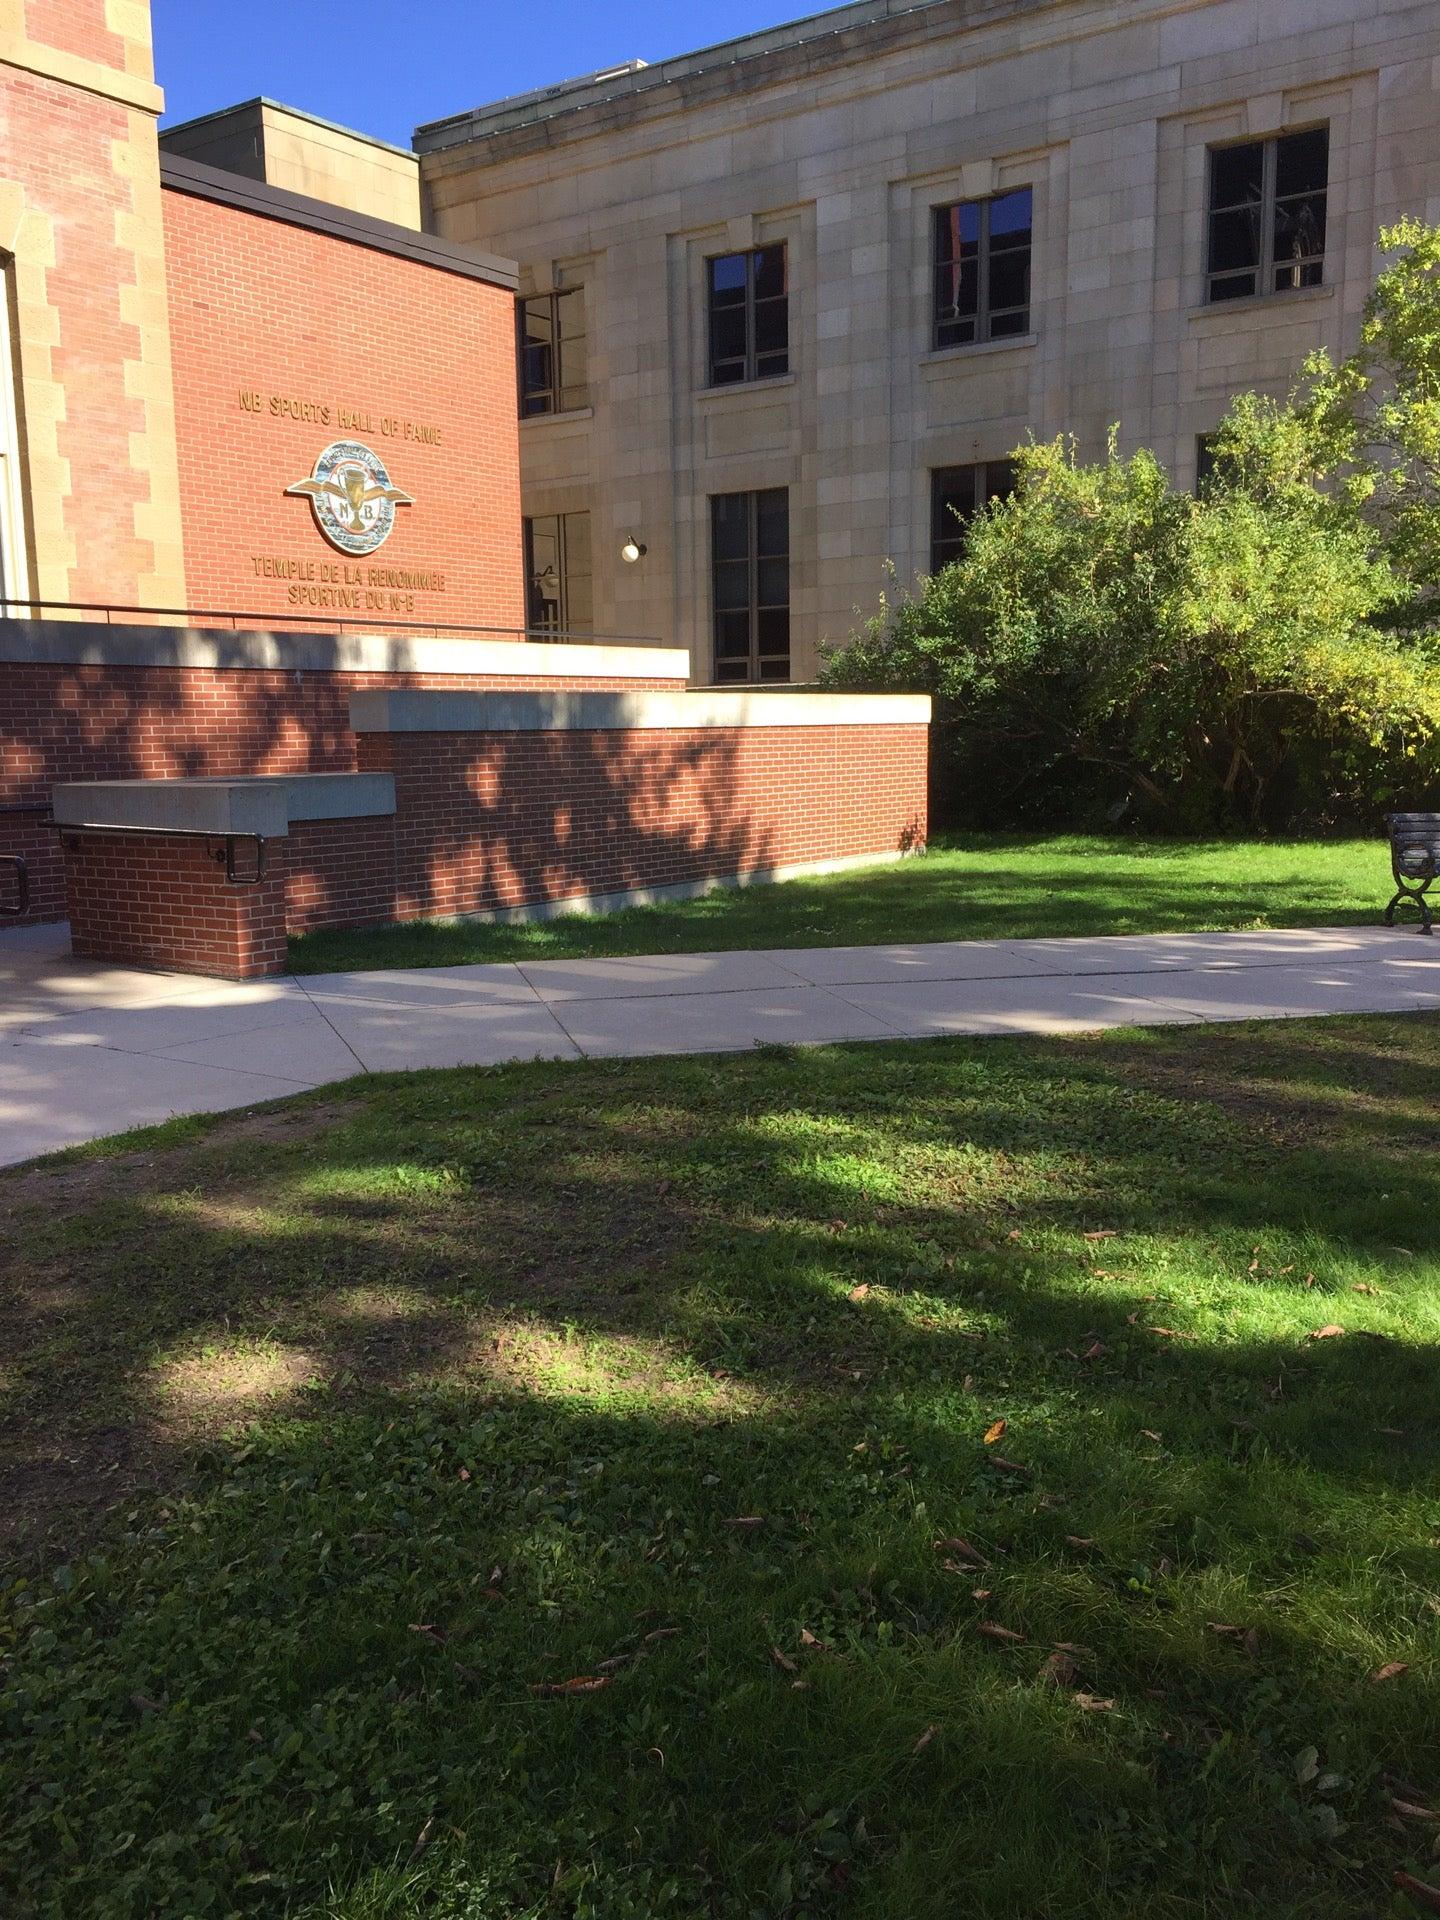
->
[417,0,1440,683]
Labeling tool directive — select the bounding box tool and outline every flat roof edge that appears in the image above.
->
[162,96,418,163]
[413,0,974,150]
[158,153,519,290]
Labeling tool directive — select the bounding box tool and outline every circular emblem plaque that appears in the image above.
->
[285,440,414,555]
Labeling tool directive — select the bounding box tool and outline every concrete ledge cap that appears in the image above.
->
[52,773,396,838]
[0,620,691,681]
[349,689,932,732]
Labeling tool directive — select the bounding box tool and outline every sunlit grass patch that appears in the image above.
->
[288,832,1385,973]
[0,1012,1438,1919]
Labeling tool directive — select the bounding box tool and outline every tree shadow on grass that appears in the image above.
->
[2,1013,1439,1917]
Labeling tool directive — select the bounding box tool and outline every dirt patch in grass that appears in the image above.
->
[0,1097,366,1212]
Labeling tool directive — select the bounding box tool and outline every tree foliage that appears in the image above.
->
[822,223,1440,828]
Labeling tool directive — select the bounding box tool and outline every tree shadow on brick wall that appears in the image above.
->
[391,727,787,923]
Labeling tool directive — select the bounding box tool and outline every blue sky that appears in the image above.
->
[153,0,814,146]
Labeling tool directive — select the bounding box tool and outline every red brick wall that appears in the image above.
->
[24,0,133,70]
[356,724,929,921]
[1,656,678,922]
[63,832,289,979]
[162,188,524,631]
[47,720,927,975]
[286,815,397,934]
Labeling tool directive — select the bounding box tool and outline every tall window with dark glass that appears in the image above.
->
[1207,127,1328,303]
[707,244,788,385]
[929,461,1017,572]
[517,289,588,416]
[711,489,789,682]
[933,188,1032,348]
[524,511,592,636]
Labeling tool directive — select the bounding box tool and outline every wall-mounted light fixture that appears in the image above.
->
[620,536,647,564]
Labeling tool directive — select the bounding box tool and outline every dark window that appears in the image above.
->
[929,460,1016,572]
[524,511,593,636]
[707,244,789,385]
[933,188,1032,349]
[1195,435,1218,493]
[711,488,789,682]
[1207,126,1328,303]
[517,288,588,416]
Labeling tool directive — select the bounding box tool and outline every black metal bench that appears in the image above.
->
[1385,812,1440,934]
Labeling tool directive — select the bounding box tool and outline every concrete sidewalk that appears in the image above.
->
[1,920,1437,1166]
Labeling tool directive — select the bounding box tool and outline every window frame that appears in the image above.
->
[931,187,1033,351]
[523,509,593,637]
[1205,125,1329,305]
[516,287,588,418]
[929,460,1016,573]
[710,487,790,684]
[705,243,789,387]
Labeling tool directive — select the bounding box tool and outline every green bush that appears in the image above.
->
[823,225,1440,830]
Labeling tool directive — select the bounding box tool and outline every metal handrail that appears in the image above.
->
[54,821,268,888]
[0,598,673,650]
[0,854,27,916]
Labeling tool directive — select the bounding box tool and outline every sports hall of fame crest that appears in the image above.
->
[285,440,413,555]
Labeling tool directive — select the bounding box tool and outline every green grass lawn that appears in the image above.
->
[3,1014,1439,1917]
[288,833,1389,973]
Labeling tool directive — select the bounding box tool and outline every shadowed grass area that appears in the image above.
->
[1,1013,1438,1918]
[287,833,1388,972]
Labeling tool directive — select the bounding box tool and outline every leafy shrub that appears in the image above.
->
[823,226,1440,830]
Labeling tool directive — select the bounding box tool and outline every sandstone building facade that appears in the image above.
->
[410,0,1440,682]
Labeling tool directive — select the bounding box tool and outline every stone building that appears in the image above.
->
[410,0,1440,682]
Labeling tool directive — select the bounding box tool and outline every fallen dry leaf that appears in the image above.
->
[1147,1327,1195,1340]
[408,1623,448,1645]
[976,1621,1026,1644]
[1372,1661,1411,1684]
[934,1536,987,1566]
[1040,1650,1078,1688]
[129,1692,163,1715]
[1396,1871,1440,1914]
[799,1628,829,1651]
[1083,1230,1117,1242]
[1205,1622,1249,1639]
[1051,1642,1095,1659]
[913,1723,939,1755]
[1352,1283,1381,1296]
[457,1467,471,1482]
[971,1587,992,1602]
[1392,1800,1440,1824]
[769,1646,799,1674]
[1065,1535,1097,1549]
[1082,1341,1108,1361]
[643,1627,680,1644]
[407,1816,437,1867]
[529,1676,611,1696]
[1308,1324,1346,1341]
[983,1419,1008,1445]
[848,1285,871,1303]
[988,1456,1032,1476]
[1073,1693,1115,1712]
[1140,1430,1162,1443]
[723,1516,764,1529]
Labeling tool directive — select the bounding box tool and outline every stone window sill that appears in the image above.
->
[519,405,594,426]
[920,334,1039,368]
[695,373,797,405]
[1188,285,1334,322]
